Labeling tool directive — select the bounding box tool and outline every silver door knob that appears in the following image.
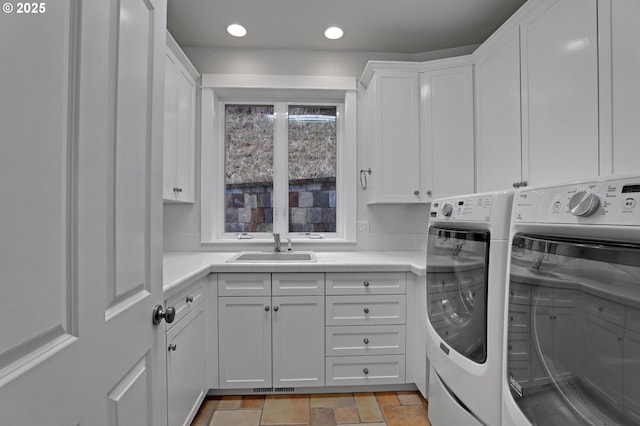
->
[414,190,420,196]
[152,305,176,325]
[363,280,370,287]
[273,306,279,312]
[168,344,177,351]
[265,306,270,312]
[363,307,369,314]
[363,368,369,375]
[363,338,369,344]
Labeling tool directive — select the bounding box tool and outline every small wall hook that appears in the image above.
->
[360,168,372,189]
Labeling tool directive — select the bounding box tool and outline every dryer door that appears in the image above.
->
[506,234,640,425]
[427,227,489,363]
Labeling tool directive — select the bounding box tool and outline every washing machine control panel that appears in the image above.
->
[430,196,493,221]
[513,176,640,225]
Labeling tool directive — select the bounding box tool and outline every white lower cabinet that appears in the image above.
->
[165,280,206,426]
[325,272,407,387]
[217,273,325,389]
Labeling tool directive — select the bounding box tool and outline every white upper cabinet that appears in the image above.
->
[520,0,599,187]
[164,32,199,203]
[360,68,421,204]
[360,60,475,203]
[475,27,523,193]
[420,62,475,200]
[598,0,640,175]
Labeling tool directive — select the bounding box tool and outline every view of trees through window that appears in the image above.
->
[224,104,337,234]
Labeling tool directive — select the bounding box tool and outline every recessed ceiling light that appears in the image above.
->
[324,26,344,40]
[227,24,247,38]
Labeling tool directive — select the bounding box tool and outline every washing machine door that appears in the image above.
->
[506,234,640,425]
[426,226,489,363]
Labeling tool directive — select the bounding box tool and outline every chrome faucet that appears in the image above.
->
[272,233,281,252]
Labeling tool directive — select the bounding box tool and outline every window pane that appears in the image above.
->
[224,105,274,233]
[288,106,337,233]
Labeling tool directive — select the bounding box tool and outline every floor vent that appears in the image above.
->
[274,387,295,392]
[252,387,273,393]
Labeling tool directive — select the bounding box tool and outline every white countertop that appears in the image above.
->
[163,251,426,297]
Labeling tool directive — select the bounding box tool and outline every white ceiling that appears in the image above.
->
[167,0,527,54]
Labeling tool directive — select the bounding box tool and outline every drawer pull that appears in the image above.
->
[363,280,370,287]
[363,338,370,345]
[273,306,279,312]
[363,368,369,375]
[265,306,270,312]
[168,344,177,351]
[185,296,194,303]
[364,307,370,314]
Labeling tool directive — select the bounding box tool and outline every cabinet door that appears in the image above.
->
[371,71,421,203]
[163,50,179,200]
[167,307,205,426]
[218,296,272,388]
[174,67,196,202]
[582,313,624,410]
[272,296,325,388]
[600,0,640,174]
[475,27,523,192]
[624,329,640,423]
[421,65,474,199]
[520,0,599,186]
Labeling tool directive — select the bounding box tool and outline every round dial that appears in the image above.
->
[442,203,453,217]
[568,190,600,217]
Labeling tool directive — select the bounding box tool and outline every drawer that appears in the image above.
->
[509,282,531,305]
[272,273,324,296]
[325,355,405,386]
[326,295,406,326]
[507,332,530,361]
[218,273,271,296]
[584,294,625,326]
[508,304,530,333]
[427,272,458,294]
[165,279,204,330]
[326,325,405,356]
[627,307,640,333]
[326,272,406,295]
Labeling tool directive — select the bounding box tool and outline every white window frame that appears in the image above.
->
[200,74,357,245]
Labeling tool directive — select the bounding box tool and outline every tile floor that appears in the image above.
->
[190,391,431,426]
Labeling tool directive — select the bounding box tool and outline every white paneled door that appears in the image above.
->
[0,0,167,425]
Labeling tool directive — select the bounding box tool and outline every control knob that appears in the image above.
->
[568,190,600,217]
[441,203,453,217]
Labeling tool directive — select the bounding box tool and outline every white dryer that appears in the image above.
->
[503,174,640,425]
[426,190,513,426]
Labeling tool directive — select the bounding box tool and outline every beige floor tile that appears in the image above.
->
[242,395,266,409]
[216,395,242,409]
[334,406,359,424]
[375,392,400,406]
[311,393,355,408]
[310,407,337,426]
[397,391,423,405]
[209,409,261,426]
[190,399,218,426]
[354,393,384,423]
[261,394,310,425]
[382,404,431,426]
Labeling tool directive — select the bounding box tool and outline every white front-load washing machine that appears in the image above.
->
[502,174,640,425]
[426,190,514,425]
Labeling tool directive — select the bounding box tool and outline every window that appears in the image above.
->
[200,75,357,244]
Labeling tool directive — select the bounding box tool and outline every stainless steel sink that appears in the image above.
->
[227,251,317,262]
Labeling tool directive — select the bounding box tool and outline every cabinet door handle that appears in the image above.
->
[265,306,270,312]
[426,190,432,196]
[363,338,369,344]
[363,368,369,375]
[152,305,176,325]
[185,296,193,303]
[273,306,279,312]
[168,344,177,351]
[414,190,420,196]
[363,280,370,287]
[363,307,369,314]
[521,181,528,187]
[513,182,521,188]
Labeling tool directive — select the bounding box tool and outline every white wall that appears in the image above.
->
[163,45,477,252]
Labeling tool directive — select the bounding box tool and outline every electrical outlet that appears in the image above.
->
[357,220,370,233]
